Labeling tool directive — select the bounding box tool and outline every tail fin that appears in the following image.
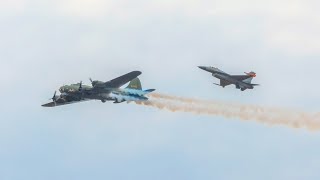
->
[243,72,256,84]
[126,78,142,90]
[245,71,256,77]
[243,77,253,84]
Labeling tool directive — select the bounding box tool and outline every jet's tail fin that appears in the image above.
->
[126,78,142,90]
[245,71,256,77]
[243,77,253,84]
[242,72,257,84]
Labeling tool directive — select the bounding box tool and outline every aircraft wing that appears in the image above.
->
[104,71,142,88]
[42,94,91,107]
[42,99,91,107]
[220,79,232,87]
[230,75,250,81]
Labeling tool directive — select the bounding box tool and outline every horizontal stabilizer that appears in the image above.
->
[113,101,123,104]
[144,89,156,93]
[114,100,126,104]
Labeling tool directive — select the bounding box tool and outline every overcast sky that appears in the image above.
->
[1,0,320,180]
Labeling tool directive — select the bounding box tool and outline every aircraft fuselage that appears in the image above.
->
[212,73,254,89]
[58,84,152,103]
[198,66,255,90]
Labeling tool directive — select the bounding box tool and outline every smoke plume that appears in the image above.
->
[134,93,320,131]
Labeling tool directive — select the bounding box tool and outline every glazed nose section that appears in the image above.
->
[59,87,65,93]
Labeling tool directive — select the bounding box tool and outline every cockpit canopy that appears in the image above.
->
[59,86,68,93]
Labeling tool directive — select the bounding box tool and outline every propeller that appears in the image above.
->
[89,78,96,87]
[79,81,83,92]
[50,91,58,105]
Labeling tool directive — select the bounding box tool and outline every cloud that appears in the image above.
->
[52,0,320,55]
[1,0,319,106]
[0,0,27,16]
[213,0,320,55]
[261,0,320,54]
[56,0,116,19]
[1,1,320,180]
[55,0,217,19]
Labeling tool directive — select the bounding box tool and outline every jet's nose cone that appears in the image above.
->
[198,66,207,70]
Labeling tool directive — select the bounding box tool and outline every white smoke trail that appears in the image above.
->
[134,93,320,131]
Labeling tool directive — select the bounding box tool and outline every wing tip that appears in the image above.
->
[144,89,156,93]
[41,103,55,107]
[131,71,142,76]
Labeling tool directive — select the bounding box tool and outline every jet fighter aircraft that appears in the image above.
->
[198,66,259,91]
[42,71,155,107]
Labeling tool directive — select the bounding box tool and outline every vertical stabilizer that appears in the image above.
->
[243,72,256,84]
[243,77,253,84]
[126,78,142,90]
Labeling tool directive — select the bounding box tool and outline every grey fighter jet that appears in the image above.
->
[198,66,259,91]
[42,71,155,107]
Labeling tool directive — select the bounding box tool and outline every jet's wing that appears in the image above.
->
[230,75,250,81]
[220,79,232,87]
[104,71,142,88]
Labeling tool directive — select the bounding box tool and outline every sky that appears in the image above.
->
[1,0,320,179]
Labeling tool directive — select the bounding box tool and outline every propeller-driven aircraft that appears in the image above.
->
[42,71,155,107]
[198,66,259,91]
